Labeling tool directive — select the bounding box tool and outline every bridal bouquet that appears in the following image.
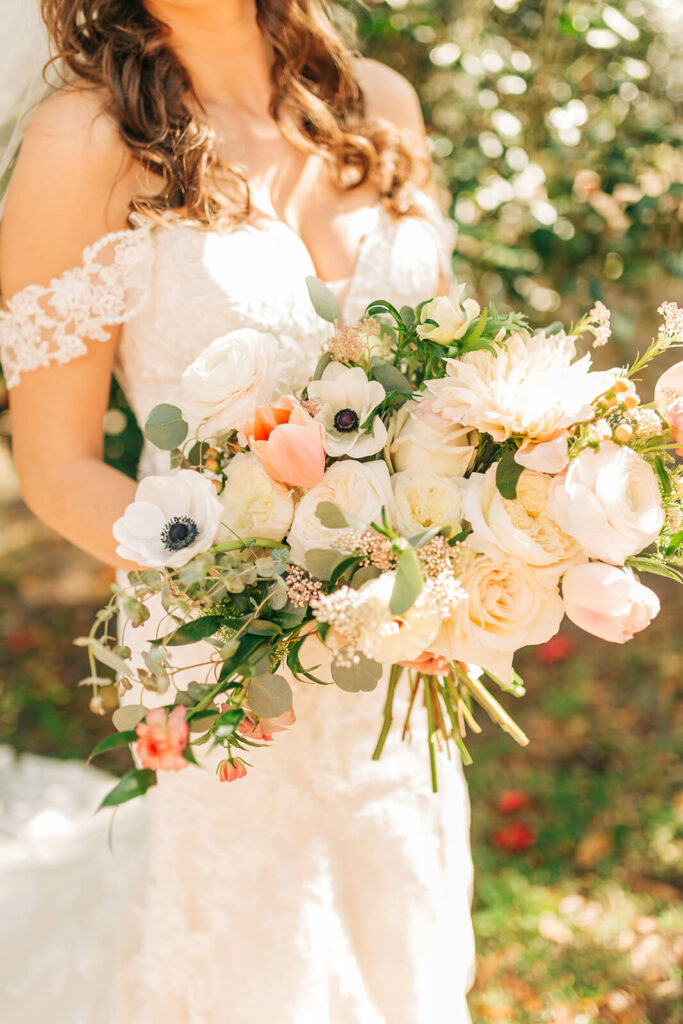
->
[82,283,683,804]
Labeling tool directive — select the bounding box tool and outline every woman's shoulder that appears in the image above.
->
[353,57,424,132]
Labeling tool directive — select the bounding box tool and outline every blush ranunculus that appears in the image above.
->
[135,705,189,771]
[561,562,660,643]
[242,396,326,488]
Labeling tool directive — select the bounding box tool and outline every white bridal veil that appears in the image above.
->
[0,0,60,214]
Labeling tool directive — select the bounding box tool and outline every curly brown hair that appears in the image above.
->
[41,0,426,228]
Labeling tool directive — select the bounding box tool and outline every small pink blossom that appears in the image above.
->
[135,706,189,772]
[218,757,248,783]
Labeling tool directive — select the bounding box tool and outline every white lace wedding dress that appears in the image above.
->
[0,187,475,1023]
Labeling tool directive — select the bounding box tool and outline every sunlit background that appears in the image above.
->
[1,2,682,1021]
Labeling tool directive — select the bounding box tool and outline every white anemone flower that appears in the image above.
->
[113,470,223,568]
[427,329,618,442]
[307,363,387,457]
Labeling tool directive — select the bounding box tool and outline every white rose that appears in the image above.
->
[546,441,665,565]
[388,398,478,477]
[287,460,395,566]
[217,453,294,543]
[180,329,280,438]
[417,282,481,344]
[463,466,585,578]
[308,363,387,458]
[432,540,564,683]
[113,470,223,568]
[392,469,465,538]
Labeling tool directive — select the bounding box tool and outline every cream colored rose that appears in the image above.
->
[392,469,465,538]
[286,460,395,565]
[388,399,478,477]
[180,329,280,438]
[463,466,585,579]
[432,540,564,682]
[417,282,481,344]
[217,453,294,543]
[546,442,665,565]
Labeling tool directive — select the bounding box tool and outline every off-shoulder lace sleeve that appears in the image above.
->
[0,219,153,388]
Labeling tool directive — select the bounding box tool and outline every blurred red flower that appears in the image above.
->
[536,633,575,664]
[491,823,536,852]
[7,628,38,655]
[497,789,530,814]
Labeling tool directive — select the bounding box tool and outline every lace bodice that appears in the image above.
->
[0,190,455,466]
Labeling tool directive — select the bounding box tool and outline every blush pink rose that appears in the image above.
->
[135,705,189,771]
[242,396,326,488]
[654,360,683,417]
[218,757,248,783]
[666,396,683,456]
[562,562,660,643]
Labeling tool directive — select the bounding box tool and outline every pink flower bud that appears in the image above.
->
[562,563,660,643]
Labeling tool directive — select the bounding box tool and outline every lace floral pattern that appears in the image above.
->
[0,223,153,388]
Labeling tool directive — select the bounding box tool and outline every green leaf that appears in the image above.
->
[664,530,683,557]
[99,769,157,809]
[112,704,148,731]
[156,615,225,646]
[305,548,350,581]
[399,305,416,327]
[213,707,245,740]
[495,450,525,500]
[626,556,683,583]
[306,276,342,323]
[183,745,199,765]
[654,455,672,496]
[73,637,129,676]
[370,359,413,396]
[246,619,282,637]
[390,546,424,615]
[187,681,221,702]
[331,652,382,693]
[315,501,367,532]
[313,350,333,380]
[459,309,489,351]
[350,565,382,588]
[330,555,365,585]
[89,729,138,760]
[144,403,189,450]
[248,674,293,717]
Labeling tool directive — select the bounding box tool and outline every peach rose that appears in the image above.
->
[217,757,248,783]
[242,396,326,488]
[135,705,189,771]
[562,562,660,643]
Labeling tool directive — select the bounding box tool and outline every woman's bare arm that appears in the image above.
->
[1,89,146,569]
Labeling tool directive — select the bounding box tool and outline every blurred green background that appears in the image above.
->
[1,1,682,1021]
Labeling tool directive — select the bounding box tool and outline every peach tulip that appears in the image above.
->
[242,396,326,488]
[666,396,683,456]
[217,757,248,783]
[135,705,189,771]
[562,562,660,643]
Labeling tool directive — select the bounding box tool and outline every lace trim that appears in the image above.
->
[0,219,153,388]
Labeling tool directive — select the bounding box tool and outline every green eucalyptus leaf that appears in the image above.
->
[248,674,293,718]
[144,403,189,451]
[99,769,157,809]
[156,615,225,646]
[495,450,525,500]
[315,501,367,532]
[370,359,413,396]
[246,619,282,637]
[89,729,138,760]
[331,653,382,693]
[350,564,382,588]
[305,548,350,581]
[390,545,424,615]
[313,350,333,380]
[306,276,341,323]
[73,637,129,676]
[112,704,148,732]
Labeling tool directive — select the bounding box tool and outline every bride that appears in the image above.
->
[0,1,475,1021]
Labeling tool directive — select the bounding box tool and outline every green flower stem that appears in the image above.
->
[372,664,402,761]
[438,680,473,766]
[459,671,529,747]
[401,671,420,741]
[423,674,439,793]
[213,538,283,552]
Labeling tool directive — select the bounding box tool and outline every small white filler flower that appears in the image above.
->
[113,470,223,568]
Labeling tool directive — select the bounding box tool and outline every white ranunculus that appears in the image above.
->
[417,282,481,344]
[113,470,223,568]
[388,398,478,477]
[287,460,395,566]
[392,469,465,538]
[180,329,280,438]
[307,363,387,458]
[546,441,665,565]
[217,453,294,543]
[463,466,585,578]
[432,539,564,683]
[426,329,617,442]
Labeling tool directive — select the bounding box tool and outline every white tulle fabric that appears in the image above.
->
[0,188,475,1024]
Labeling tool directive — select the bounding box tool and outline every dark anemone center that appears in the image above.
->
[333,407,360,433]
[161,515,199,552]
